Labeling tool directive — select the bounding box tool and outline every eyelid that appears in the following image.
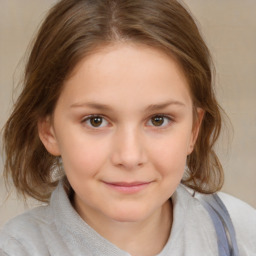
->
[81,114,104,122]
[81,114,110,128]
[80,113,174,129]
[146,114,174,127]
[148,113,174,120]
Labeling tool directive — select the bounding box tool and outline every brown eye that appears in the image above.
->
[90,117,103,127]
[148,115,171,127]
[151,116,164,126]
[83,115,109,128]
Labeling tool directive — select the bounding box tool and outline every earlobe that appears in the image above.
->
[38,116,61,156]
[187,108,204,155]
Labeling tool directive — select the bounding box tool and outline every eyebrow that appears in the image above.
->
[70,100,186,111]
[145,100,186,112]
[70,102,113,111]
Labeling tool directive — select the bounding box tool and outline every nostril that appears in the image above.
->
[110,145,147,169]
[110,129,148,169]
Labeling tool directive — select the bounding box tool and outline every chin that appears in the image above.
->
[108,205,153,223]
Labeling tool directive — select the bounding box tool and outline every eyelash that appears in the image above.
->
[81,115,109,128]
[81,114,174,129]
[146,114,173,128]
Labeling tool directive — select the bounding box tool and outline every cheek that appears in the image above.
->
[58,133,110,178]
[148,131,191,176]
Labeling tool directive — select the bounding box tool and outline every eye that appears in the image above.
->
[147,115,172,127]
[82,115,109,128]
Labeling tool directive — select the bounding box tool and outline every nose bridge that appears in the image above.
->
[111,124,146,169]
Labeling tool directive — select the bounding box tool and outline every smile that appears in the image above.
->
[102,181,152,194]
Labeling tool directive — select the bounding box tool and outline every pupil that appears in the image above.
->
[90,117,102,127]
[152,116,164,126]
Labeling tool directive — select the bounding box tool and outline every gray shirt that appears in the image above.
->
[0,181,255,256]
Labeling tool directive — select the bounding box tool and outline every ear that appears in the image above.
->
[187,107,204,155]
[38,116,61,156]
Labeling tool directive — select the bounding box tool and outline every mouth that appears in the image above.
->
[102,181,152,194]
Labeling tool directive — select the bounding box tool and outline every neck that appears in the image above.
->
[75,199,173,256]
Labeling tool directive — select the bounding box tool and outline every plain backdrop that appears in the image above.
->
[0,0,256,227]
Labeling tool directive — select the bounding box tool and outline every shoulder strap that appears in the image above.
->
[200,194,240,256]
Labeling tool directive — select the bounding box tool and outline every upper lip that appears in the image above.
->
[103,181,152,187]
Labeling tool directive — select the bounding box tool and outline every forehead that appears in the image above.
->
[59,42,192,110]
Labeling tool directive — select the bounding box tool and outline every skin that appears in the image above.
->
[39,43,203,256]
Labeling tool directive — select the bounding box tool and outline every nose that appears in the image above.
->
[110,126,147,170]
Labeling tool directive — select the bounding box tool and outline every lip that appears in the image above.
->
[103,181,152,194]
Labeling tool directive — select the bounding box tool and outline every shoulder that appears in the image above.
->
[0,205,53,255]
[0,204,52,236]
[218,192,256,228]
[218,192,256,255]
[218,191,256,226]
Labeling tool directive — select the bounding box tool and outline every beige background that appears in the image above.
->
[0,0,255,227]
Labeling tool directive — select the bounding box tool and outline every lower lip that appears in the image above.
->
[103,182,151,194]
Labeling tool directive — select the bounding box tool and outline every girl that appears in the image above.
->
[0,0,255,255]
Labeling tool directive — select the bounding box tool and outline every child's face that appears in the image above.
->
[39,43,202,224]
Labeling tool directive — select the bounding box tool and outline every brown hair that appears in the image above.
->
[3,0,223,202]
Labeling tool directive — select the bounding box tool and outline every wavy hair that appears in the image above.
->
[3,0,223,202]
